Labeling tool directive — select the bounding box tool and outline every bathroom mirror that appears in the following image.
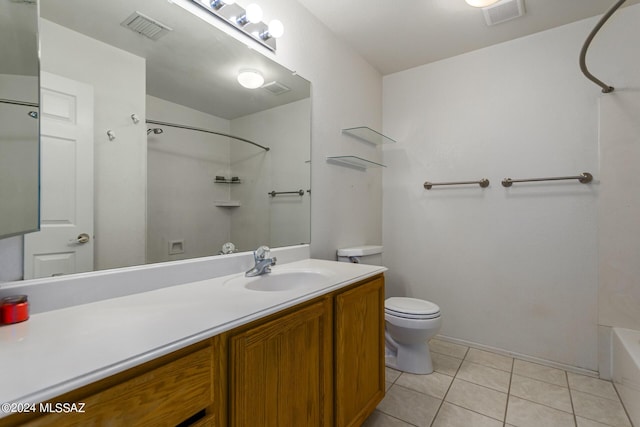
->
[0,0,40,239]
[19,0,310,279]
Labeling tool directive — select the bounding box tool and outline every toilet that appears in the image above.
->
[337,245,442,375]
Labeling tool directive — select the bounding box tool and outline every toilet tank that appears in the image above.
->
[337,245,383,265]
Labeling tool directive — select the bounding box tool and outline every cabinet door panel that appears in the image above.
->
[230,299,332,427]
[335,276,385,427]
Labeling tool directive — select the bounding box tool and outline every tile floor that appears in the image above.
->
[363,338,633,427]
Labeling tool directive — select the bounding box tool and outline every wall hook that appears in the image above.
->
[107,130,116,141]
[131,114,140,124]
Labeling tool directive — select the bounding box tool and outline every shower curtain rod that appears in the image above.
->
[579,0,626,93]
[146,119,270,152]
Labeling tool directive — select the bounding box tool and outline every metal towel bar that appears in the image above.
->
[424,179,490,190]
[268,190,305,197]
[502,172,593,187]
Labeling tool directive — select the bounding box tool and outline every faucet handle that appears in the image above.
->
[254,245,270,260]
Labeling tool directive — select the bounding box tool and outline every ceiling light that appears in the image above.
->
[237,70,264,89]
[465,0,500,7]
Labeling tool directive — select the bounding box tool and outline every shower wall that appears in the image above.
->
[146,95,232,263]
[382,4,640,372]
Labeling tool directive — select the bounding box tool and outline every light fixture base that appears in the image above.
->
[191,0,276,51]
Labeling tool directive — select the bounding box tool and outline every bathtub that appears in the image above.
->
[613,328,640,426]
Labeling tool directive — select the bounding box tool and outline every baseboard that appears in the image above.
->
[435,334,599,378]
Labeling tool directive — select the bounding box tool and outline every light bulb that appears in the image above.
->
[245,3,263,23]
[464,0,500,7]
[237,69,264,89]
[268,19,284,38]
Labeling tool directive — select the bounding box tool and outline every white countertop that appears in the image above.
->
[0,259,385,410]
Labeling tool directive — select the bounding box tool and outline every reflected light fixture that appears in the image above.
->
[237,69,264,89]
[190,0,283,51]
[465,0,500,7]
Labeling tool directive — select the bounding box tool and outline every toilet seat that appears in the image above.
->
[385,297,440,319]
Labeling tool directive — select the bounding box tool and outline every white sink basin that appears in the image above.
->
[223,268,333,292]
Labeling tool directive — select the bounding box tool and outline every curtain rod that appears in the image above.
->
[146,119,270,152]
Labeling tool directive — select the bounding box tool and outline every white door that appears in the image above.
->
[24,72,94,279]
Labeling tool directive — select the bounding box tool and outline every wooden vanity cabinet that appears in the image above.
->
[1,274,384,427]
[225,273,385,427]
[0,338,224,427]
[334,275,386,427]
[227,297,334,427]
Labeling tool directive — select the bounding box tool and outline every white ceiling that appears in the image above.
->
[295,0,640,75]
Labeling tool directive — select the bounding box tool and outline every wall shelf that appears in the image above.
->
[342,126,396,145]
[214,200,241,207]
[326,156,386,169]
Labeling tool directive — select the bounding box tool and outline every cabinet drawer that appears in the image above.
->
[25,346,213,427]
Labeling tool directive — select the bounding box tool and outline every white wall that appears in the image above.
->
[382,5,640,372]
[146,95,232,263]
[39,19,147,271]
[230,98,311,252]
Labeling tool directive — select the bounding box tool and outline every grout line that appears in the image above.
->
[503,358,514,427]
[429,349,465,427]
[566,370,578,427]
[611,381,635,427]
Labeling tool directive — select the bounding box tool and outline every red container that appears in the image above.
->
[1,295,29,325]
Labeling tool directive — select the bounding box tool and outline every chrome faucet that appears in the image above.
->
[245,246,277,277]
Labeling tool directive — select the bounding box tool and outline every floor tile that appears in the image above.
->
[386,366,402,383]
[385,381,393,392]
[571,389,631,427]
[432,402,503,427]
[445,378,507,421]
[505,395,575,427]
[362,410,415,427]
[510,374,573,413]
[395,371,453,399]
[513,359,567,387]
[576,416,617,427]
[430,338,468,359]
[456,360,511,393]
[377,384,441,427]
[432,352,463,377]
[465,348,513,372]
[568,372,619,401]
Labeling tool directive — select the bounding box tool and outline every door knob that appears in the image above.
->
[73,233,90,244]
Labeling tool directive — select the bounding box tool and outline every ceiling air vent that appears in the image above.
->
[483,0,525,26]
[121,11,173,41]
[262,81,291,95]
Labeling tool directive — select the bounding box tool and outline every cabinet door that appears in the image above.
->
[229,299,333,427]
[335,276,385,427]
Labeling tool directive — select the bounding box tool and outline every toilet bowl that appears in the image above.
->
[385,297,441,374]
[336,245,442,375]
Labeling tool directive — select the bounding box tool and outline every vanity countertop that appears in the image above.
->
[0,259,386,412]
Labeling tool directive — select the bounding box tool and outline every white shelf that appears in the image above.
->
[342,127,396,145]
[326,156,386,169]
[214,200,241,207]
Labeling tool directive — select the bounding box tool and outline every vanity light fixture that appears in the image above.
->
[190,0,283,51]
[209,0,235,9]
[237,69,264,89]
[465,0,500,7]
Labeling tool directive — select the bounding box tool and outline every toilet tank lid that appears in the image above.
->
[337,245,383,256]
